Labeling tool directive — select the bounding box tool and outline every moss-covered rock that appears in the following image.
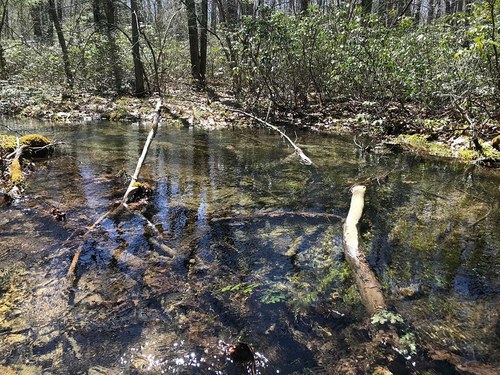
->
[19,134,52,147]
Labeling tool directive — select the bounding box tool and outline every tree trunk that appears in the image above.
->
[186,0,201,81]
[199,0,208,81]
[211,0,218,30]
[48,0,73,88]
[104,0,122,93]
[361,0,372,15]
[92,0,103,30]
[0,0,7,78]
[131,0,146,96]
[419,0,429,24]
[300,0,309,15]
[31,3,43,41]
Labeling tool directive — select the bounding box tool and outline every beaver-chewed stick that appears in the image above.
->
[343,185,386,316]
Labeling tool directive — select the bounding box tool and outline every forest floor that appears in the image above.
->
[1,81,499,167]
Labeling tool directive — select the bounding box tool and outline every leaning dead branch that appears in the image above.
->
[232,109,313,165]
[342,185,386,316]
[66,99,174,281]
[123,99,162,203]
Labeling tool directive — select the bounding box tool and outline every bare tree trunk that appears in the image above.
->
[186,0,201,81]
[199,0,208,81]
[0,0,7,78]
[104,0,123,93]
[48,0,73,89]
[31,2,43,41]
[211,0,218,30]
[300,0,309,15]
[361,0,372,15]
[92,0,103,30]
[131,0,146,96]
[420,0,429,24]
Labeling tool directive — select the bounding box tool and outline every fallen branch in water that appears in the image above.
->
[8,142,26,189]
[3,135,58,198]
[66,203,125,279]
[66,99,175,281]
[210,210,343,222]
[342,185,386,315]
[350,167,396,189]
[4,140,61,159]
[232,109,313,166]
[123,99,162,203]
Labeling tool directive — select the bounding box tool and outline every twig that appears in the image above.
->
[0,123,24,136]
[4,141,62,159]
[351,167,396,189]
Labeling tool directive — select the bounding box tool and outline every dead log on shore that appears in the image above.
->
[232,109,313,166]
[342,185,386,315]
[66,99,175,281]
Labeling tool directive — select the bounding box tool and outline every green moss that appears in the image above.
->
[1,134,53,155]
[9,159,24,186]
[457,148,478,161]
[0,135,17,153]
[400,134,451,158]
[398,134,488,161]
[19,134,52,147]
[110,107,129,121]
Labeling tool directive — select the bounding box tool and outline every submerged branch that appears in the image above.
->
[210,210,343,222]
[232,109,313,165]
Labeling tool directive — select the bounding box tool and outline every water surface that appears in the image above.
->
[1,117,499,374]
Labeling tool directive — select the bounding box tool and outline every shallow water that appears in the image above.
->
[0,117,499,374]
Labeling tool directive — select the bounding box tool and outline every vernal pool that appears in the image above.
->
[0,118,499,374]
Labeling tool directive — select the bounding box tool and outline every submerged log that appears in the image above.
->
[210,210,343,222]
[343,185,386,316]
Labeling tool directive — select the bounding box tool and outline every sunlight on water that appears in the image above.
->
[0,118,499,373]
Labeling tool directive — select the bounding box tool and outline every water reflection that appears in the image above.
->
[0,117,499,373]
